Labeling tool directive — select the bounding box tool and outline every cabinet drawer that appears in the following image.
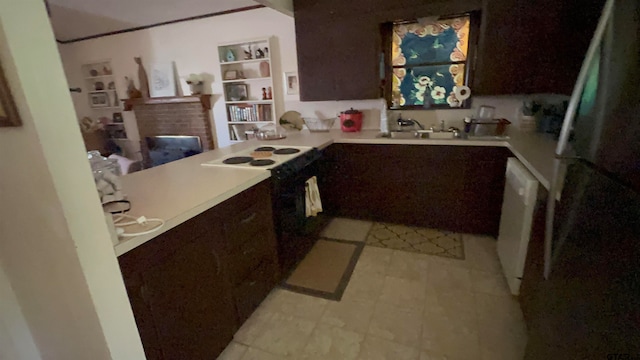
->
[218,180,270,215]
[223,201,272,252]
[225,228,278,286]
[232,260,279,323]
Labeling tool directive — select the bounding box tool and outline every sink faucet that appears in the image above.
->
[397,114,424,130]
[440,120,445,132]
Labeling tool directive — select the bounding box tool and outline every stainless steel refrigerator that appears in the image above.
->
[525,0,640,357]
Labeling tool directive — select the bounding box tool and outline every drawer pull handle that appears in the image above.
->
[212,249,222,276]
[248,281,256,287]
[240,212,257,224]
[139,285,148,304]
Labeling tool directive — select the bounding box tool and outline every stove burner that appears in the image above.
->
[250,159,276,167]
[273,148,301,155]
[255,146,276,152]
[223,156,253,164]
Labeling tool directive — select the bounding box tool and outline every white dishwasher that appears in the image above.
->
[497,157,539,295]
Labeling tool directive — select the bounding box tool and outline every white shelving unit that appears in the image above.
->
[218,37,275,142]
[81,60,120,112]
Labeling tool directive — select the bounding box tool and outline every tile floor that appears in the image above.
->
[218,218,527,360]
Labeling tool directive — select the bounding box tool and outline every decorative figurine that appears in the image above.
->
[256,48,265,59]
[225,49,236,62]
[243,46,252,60]
[103,66,112,75]
[186,74,204,95]
[262,87,267,100]
[125,76,142,99]
[264,47,269,58]
[134,57,150,98]
[267,86,272,100]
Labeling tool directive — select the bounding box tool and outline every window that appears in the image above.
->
[384,13,478,109]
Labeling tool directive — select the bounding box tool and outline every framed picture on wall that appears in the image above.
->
[0,60,22,127]
[284,71,299,95]
[89,91,110,108]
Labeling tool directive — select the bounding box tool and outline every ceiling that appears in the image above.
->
[48,0,261,42]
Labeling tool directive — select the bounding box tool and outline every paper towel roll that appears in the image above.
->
[454,85,471,102]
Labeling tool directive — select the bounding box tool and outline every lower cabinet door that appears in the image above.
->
[136,237,236,359]
[233,259,279,323]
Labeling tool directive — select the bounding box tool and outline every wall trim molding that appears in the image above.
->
[56,5,265,44]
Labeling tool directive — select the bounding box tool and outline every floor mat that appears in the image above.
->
[281,238,364,301]
[366,222,465,260]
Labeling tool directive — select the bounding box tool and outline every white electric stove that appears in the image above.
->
[201,145,314,170]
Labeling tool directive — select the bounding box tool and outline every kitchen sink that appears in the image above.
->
[392,131,421,139]
[426,131,457,139]
[378,130,461,139]
[378,131,418,139]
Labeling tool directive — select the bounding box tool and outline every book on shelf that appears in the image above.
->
[230,125,241,140]
[227,104,272,122]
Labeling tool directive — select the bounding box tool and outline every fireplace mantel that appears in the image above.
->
[122,95,211,111]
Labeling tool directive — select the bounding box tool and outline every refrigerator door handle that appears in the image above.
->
[544,158,564,279]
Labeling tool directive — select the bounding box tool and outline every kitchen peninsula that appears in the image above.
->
[116,129,557,256]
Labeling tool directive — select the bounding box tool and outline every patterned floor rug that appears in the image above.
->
[366,222,465,260]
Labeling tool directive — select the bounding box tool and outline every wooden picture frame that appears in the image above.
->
[223,70,238,80]
[226,84,248,101]
[0,60,22,127]
[89,91,110,108]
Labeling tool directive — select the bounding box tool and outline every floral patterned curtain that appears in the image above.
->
[391,16,470,108]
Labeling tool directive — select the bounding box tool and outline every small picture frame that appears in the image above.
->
[112,112,123,123]
[90,92,110,108]
[284,71,299,95]
[224,70,238,80]
[226,84,248,101]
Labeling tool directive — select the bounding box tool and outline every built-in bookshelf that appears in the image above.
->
[218,37,275,142]
[81,60,120,111]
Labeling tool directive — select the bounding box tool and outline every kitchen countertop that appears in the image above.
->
[114,128,558,256]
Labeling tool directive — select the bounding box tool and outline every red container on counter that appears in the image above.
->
[339,108,363,132]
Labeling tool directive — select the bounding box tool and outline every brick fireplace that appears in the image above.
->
[126,95,213,167]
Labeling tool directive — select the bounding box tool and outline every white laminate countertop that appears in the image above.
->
[114,128,558,256]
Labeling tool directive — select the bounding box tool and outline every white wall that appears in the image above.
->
[58,7,567,151]
[0,0,145,359]
[0,262,41,360]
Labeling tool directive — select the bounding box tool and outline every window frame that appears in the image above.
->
[382,11,482,110]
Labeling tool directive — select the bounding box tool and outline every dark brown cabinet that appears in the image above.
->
[458,146,512,234]
[474,0,605,95]
[293,0,604,100]
[118,180,279,359]
[294,0,480,101]
[320,143,511,236]
[217,182,280,324]
[118,213,235,360]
